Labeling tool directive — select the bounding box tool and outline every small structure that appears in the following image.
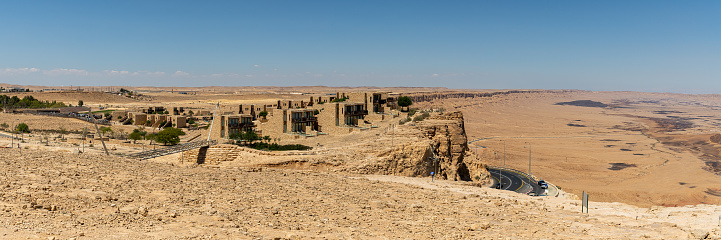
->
[149,115,168,128]
[142,106,166,114]
[171,115,187,128]
[128,112,147,126]
[172,107,185,115]
[277,100,307,109]
[239,104,274,120]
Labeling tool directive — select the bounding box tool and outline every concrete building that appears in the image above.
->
[142,106,166,114]
[239,104,275,120]
[277,100,307,109]
[110,111,128,121]
[128,112,147,126]
[170,116,187,128]
[172,107,185,115]
[218,114,255,139]
[148,115,168,128]
[308,95,336,106]
[259,108,318,138]
[337,92,397,114]
[315,102,368,132]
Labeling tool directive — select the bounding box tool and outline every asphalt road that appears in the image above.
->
[0,132,15,139]
[488,167,544,196]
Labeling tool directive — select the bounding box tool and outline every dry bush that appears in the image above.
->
[710,133,721,144]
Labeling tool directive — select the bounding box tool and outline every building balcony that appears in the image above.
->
[344,110,368,116]
[291,116,317,123]
[228,122,255,128]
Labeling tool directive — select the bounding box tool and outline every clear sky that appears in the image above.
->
[0,1,719,93]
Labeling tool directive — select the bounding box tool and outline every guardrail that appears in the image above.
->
[488,165,537,181]
[33,112,111,125]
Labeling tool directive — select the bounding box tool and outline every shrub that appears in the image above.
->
[16,123,30,133]
[331,97,348,103]
[246,142,312,151]
[712,134,721,144]
[413,112,431,122]
[99,126,113,135]
[408,108,417,117]
[230,130,260,144]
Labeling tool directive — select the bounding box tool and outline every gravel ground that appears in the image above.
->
[0,148,702,239]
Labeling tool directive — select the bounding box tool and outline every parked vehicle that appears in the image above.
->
[538,180,548,189]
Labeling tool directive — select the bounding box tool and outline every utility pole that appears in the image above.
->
[89,107,109,155]
[499,140,504,189]
[11,119,15,147]
[207,101,219,142]
[528,142,532,175]
[11,118,18,148]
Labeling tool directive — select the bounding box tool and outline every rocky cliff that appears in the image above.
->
[420,112,489,182]
[349,111,490,184]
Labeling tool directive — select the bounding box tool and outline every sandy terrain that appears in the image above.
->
[1,148,719,239]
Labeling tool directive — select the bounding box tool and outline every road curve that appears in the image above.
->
[488,166,544,196]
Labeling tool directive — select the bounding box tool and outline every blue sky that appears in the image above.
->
[0,1,719,93]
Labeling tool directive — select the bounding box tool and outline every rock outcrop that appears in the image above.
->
[352,111,490,184]
[419,112,489,182]
[406,90,571,103]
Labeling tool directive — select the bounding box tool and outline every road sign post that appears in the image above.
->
[582,191,589,213]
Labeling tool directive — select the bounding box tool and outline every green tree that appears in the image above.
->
[263,135,271,143]
[16,123,30,133]
[259,111,268,118]
[0,123,8,130]
[99,126,113,135]
[154,127,185,145]
[408,108,417,117]
[145,133,156,142]
[78,100,84,107]
[188,110,194,116]
[129,129,147,144]
[398,96,413,108]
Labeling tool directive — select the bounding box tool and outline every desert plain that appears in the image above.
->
[2,86,721,239]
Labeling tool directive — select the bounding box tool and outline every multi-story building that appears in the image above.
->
[218,114,255,139]
[239,104,275,120]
